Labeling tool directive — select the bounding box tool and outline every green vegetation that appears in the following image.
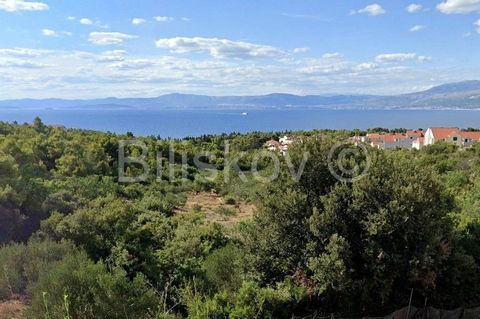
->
[1,118,480,318]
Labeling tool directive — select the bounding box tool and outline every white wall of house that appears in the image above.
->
[279,136,293,145]
[412,140,422,150]
[383,141,397,149]
[424,129,435,146]
[446,133,462,147]
[463,138,475,147]
[397,138,414,148]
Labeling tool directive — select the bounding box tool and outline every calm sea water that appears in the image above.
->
[0,108,479,138]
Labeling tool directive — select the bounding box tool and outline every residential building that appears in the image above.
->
[361,130,424,150]
[423,127,462,146]
[459,131,480,148]
[412,137,424,150]
[423,127,480,147]
[264,139,281,151]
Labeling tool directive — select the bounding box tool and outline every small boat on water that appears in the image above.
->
[242,112,248,116]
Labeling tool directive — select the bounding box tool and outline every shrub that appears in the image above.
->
[224,196,236,205]
[204,245,243,292]
[29,250,159,319]
[0,239,76,300]
[184,280,307,319]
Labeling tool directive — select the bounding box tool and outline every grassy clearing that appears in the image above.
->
[175,192,256,227]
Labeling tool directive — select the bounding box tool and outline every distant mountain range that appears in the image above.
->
[2,80,480,110]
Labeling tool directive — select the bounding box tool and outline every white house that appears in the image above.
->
[264,139,280,151]
[412,137,424,150]
[279,135,294,145]
[362,131,424,150]
[424,128,462,146]
[423,127,480,148]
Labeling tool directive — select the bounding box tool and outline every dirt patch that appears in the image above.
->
[0,297,28,319]
[176,192,256,227]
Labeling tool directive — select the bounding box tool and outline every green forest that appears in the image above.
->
[1,117,480,318]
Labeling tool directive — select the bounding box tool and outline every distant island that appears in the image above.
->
[2,80,480,110]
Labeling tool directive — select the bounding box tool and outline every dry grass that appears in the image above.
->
[0,297,28,319]
[176,192,256,227]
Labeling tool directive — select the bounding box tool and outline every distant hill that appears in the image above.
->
[1,80,480,110]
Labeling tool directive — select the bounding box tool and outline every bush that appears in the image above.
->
[204,245,243,292]
[29,250,159,319]
[224,196,236,205]
[184,280,307,319]
[0,243,23,300]
[0,239,76,300]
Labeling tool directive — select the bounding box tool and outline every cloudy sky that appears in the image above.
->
[1,0,480,99]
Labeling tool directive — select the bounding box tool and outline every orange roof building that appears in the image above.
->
[424,127,461,146]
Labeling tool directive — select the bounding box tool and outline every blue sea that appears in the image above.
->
[0,108,479,138]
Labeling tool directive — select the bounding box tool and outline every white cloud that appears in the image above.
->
[298,58,350,75]
[0,0,48,11]
[155,37,284,59]
[407,4,423,13]
[293,47,309,54]
[181,17,191,21]
[132,18,146,25]
[353,62,378,72]
[322,52,342,59]
[67,16,76,20]
[0,45,466,99]
[94,50,127,63]
[0,48,52,57]
[80,18,94,25]
[475,19,480,33]
[437,0,480,14]
[154,16,175,22]
[357,4,386,16]
[376,53,431,63]
[0,47,454,99]
[0,58,47,68]
[410,25,425,32]
[79,18,108,28]
[42,29,72,37]
[111,59,155,70]
[88,32,138,45]
[42,29,58,37]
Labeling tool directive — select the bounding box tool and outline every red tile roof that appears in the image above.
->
[406,130,424,138]
[461,131,480,141]
[366,133,383,140]
[265,140,280,147]
[383,133,407,143]
[429,127,460,140]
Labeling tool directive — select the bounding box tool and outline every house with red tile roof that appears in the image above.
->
[460,131,480,147]
[356,128,480,150]
[424,127,461,146]
[264,135,302,155]
[424,127,480,148]
[406,130,424,140]
[412,137,425,150]
[362,131,424,149]
[264,139,281,151]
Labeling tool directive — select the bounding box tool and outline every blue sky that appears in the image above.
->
[1,0,480,98]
